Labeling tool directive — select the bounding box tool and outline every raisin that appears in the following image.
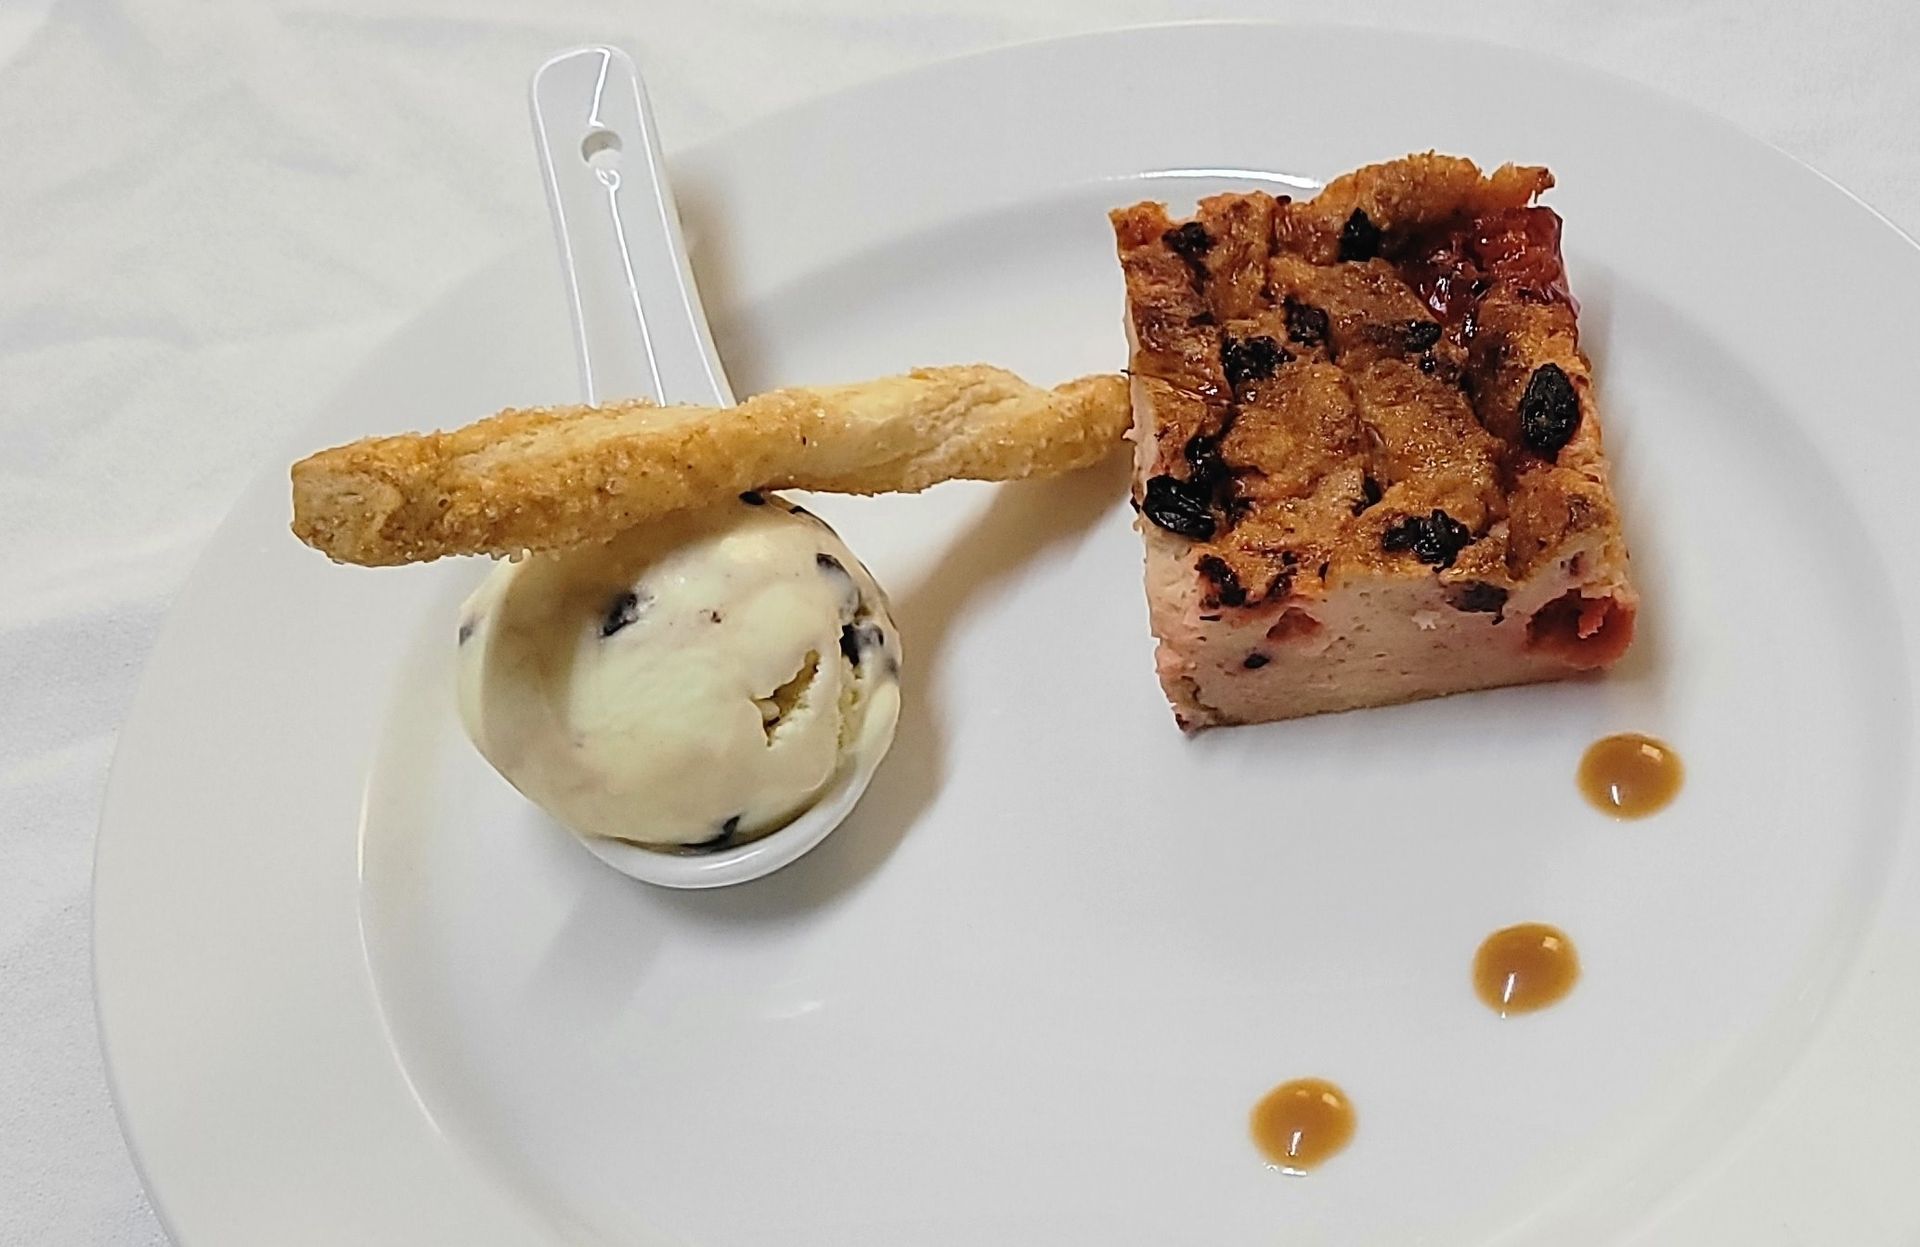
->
[1401,320,1442,351]
[1338,208,1382,261]
[599,591,643,638]
[1445,580,1510,614]
[1265,554,1299,603]
[739,490,766,505]
[1519,363,1581,457]
[1142,474,1216,540]
[839,620,885,666]
[1221,334,1290,387]
[1243,652,1271,670]
[1381,509,1474,569]
[1419,353,1438,374]
[687,815,741,853]
[1284,298,1330,347]
[816,551,861,615]
[1163,221,1214,262]
[1195,554,1248,608]
[1353,475,1383,515]
[1183,432,1226,486]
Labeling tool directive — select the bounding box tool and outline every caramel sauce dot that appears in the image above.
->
[1249,1078,1355,1172]
[1579,733,1683,818]
[1474,923,1579,1016]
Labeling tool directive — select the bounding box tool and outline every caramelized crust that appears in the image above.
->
[1115,152,1630,603]
[1113,153,1637,726]
[1277,155,1552,263]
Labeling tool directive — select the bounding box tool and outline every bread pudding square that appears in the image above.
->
[1112,154,1636,728]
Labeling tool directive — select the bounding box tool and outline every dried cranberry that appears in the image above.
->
[1221,334,1290,387]
[1382,509,1473,569]
[1142,475,1216,540]
[1519,363,1581,457]
[1405,231,1478,323]
[1471,208,1571,306]
[1284,298,1330,346]
[1338,209,1382,261]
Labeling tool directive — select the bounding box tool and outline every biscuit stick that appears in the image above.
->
[291,364,1129,566]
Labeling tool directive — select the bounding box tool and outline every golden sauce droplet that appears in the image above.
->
[1578,733,1683,818]
[1249,1078,1355,1172]
[1473,923,1580,1016]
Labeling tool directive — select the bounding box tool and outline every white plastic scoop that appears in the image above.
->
[526,46,893,888]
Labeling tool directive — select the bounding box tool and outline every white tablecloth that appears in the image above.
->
[4,0,1916,1240]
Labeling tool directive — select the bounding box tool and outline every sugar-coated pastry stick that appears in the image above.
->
[291,365,1130,566]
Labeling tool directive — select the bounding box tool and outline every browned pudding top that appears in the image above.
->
[1113,153,1623,611]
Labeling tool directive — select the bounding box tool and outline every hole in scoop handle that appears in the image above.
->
[530,45,735,408]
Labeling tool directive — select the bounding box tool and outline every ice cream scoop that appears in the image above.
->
[476,46,900,887]
[457,493,900,856]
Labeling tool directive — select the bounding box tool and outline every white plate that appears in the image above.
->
[95,22,1920,1247]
